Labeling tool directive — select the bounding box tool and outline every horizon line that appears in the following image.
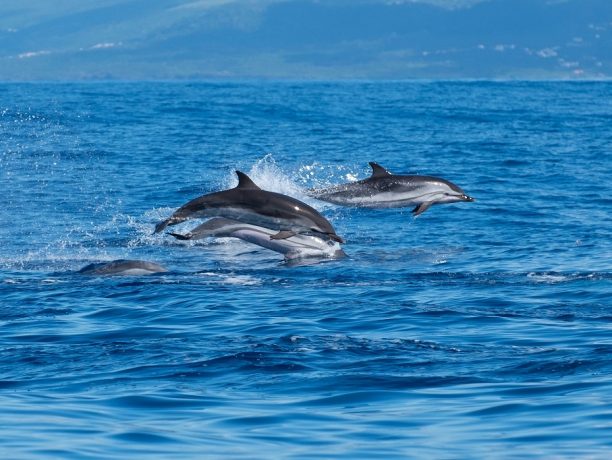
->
[1,77,611,84]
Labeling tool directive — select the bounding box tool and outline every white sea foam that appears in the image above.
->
[196,271,261,286]
[218,154,364,211]
[527,272,570,284]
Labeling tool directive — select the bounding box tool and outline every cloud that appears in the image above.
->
[173,0,258,10]
[536,48,558,58]
[559,58,579,68]
[379,0,485,8]
[17,50,51,59]
[90,42,122,49]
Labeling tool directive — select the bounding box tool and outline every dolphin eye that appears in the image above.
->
[294,206,300,211]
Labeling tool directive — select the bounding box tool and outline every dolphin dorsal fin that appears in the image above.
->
[235,171,261,190]
[369,162,391,178]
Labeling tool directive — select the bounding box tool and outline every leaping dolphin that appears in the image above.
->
[308,162,474,215]
[78,259,168,276]
[155,171,344,243]
[169,218,346,260]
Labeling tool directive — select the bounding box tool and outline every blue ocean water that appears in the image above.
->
[0,81,611,458]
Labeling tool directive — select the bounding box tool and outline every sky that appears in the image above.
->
[0,0,611,80]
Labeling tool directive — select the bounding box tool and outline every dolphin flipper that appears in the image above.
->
[270,230,297,240]
[412,201,434,216]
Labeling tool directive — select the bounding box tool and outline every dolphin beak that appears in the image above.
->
[329,233,345,244]
[462,194,475,202]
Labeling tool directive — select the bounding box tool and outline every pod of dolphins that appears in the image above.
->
[81,162,474,275]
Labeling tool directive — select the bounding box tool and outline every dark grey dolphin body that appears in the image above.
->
[78,259,168,276]
[170,218,346,260]
[308,162,474,216]
[155,171,344,243]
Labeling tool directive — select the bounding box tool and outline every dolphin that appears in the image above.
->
[308,162,474,215]
[78,259,168,276]
[155,171,344,243]
[169,217,346,260]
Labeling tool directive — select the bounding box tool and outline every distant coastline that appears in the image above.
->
[1,0,609,81]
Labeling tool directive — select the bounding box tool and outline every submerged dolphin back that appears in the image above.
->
[78,260,168,276]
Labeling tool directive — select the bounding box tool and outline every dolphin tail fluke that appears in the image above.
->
[412,202,434,216]
[154,216,187,234]
[154,219,173,234]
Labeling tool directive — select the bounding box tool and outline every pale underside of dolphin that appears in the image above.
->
[155,171,344,243]
[308,162,475,215]
[169,218,346,260]
[78,259,168,276]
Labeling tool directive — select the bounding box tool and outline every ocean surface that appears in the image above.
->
[1,81,611,458]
